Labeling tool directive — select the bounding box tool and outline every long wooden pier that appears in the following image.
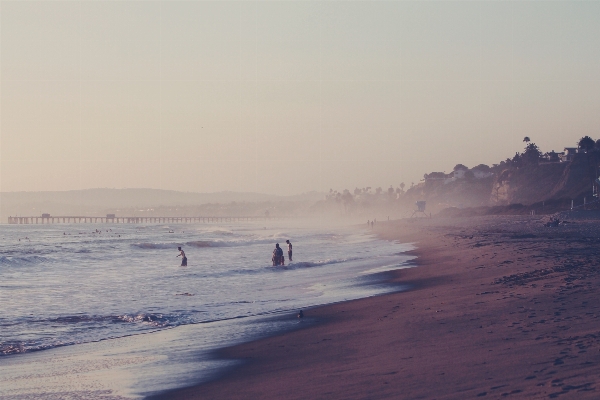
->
[7,216,285,225]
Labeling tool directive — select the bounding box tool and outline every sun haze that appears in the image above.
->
[2,1,600,195]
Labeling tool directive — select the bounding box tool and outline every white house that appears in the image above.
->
[560,147,577,162]
[453,165,468,179]
[473,170,494,179]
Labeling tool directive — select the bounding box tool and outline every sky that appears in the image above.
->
[1,1,600,195]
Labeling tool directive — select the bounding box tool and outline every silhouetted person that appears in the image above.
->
[177,246,187,266]
[272,243,284,266]
[286,240,293,262]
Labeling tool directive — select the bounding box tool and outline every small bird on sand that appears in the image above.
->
[297,310,304,318]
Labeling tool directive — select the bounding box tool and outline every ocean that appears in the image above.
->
[0,220,413,399]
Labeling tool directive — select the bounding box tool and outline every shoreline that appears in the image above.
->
[150,215,600,399]
[1,224,412,400]
[145,249,416,399]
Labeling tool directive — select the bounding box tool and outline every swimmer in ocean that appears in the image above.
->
[177,246,187,266]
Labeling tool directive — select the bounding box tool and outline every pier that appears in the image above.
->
[7,216,286,225]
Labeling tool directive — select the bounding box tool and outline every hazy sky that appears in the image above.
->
[2,1,600,195]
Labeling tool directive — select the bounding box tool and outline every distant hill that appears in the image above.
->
[0,189,324,220]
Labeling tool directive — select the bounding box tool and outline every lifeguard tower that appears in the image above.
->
[411,201,428,218]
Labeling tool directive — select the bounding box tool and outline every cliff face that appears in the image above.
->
[490,154,597,205]
[491,163,568,205]
[548,155,597,200]
[410,154,599,212]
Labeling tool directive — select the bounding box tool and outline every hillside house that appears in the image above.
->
[473,170,494,179]
[453,165,469,179]
[560,147,577,162]
[424,172,448,181]
[443,164,493,183]
[471,164,494,179]
[542,151,561,163]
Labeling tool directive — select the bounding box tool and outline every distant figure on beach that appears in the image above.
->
[286,240,293,262]
[177,246,187,266]
[367,220,370,227]
[545,218,560,227]
[272,243,284,266]
[370,221,374,229]
[297,310,304,318]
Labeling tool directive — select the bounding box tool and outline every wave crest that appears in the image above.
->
[131,243,174,249]
[0,255,52,266]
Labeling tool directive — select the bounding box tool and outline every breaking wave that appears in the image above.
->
[0,312,184,355]
[131,242,176,249]
[186,240,227,248]
[132,237,285,250]
[268,257,363,270]
[30,312,180,328]
[0,255,53,266]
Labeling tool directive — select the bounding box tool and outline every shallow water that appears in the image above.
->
[0,221,413,398]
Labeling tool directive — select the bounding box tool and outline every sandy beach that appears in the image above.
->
[151,214,600,399]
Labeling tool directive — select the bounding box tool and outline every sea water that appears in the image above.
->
[0,221,413,399]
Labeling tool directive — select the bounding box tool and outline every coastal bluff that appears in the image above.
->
[406,152,600,213]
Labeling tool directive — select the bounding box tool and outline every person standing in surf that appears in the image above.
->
[177,247,187,266]
[272,243,284,266]
[286,240,293,262]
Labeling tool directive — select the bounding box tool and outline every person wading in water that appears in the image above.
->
[272,243,284,266]
[286,240,293,262]
[177,247,187,266]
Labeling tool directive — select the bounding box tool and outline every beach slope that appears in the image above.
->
[152,216,600,399]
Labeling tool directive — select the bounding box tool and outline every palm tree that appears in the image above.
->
[523,136,530,143]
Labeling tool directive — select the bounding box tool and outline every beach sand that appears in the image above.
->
[151,215,600,399]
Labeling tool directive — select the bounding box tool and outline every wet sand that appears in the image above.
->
[151,215,600,399]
